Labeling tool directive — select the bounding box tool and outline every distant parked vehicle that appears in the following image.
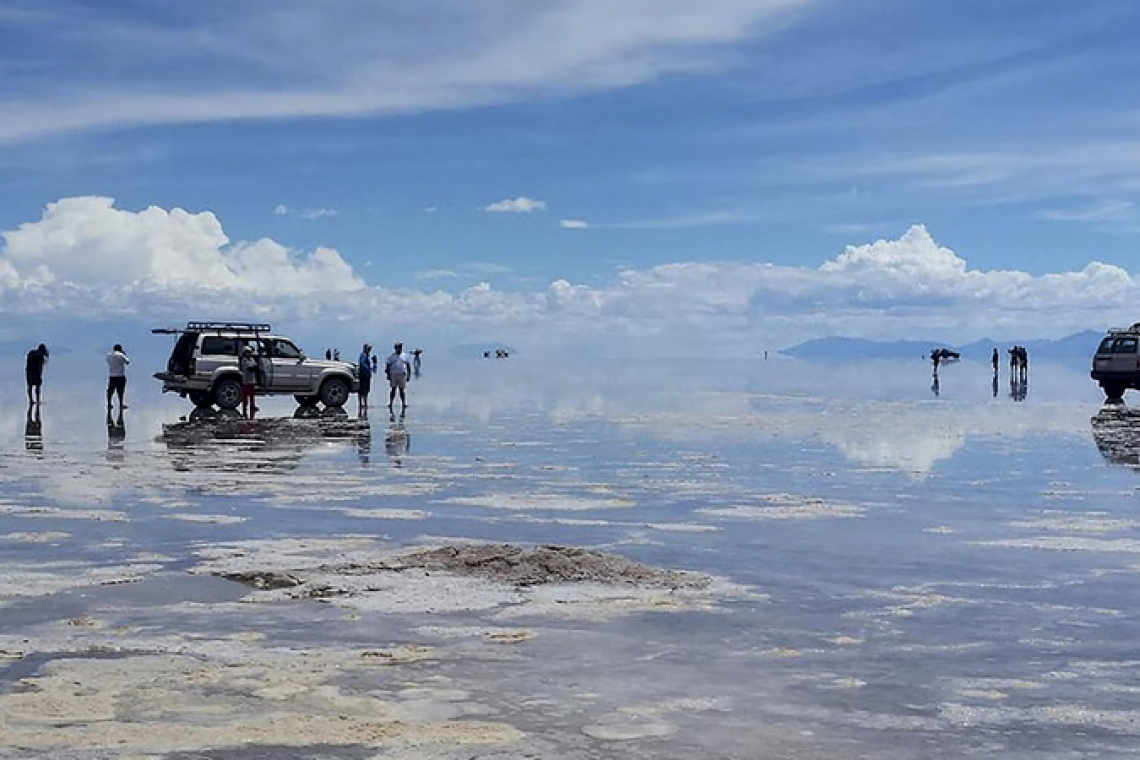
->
[1091,323,1140,402]
[152,321,358,410]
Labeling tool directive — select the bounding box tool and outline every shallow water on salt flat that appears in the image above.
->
[1,354,1138,758]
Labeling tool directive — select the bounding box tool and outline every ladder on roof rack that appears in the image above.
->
[185,321,272,332]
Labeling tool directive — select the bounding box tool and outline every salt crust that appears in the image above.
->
[189,538,758,620]
[0,563,163,599]
[0,505,127,521]
[434,493,634,511]
[0,650,522,753]
[698,494,861,520]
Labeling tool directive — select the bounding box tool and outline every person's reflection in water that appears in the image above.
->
[24,403,42,453]
[106,407,126,463]
[385,410,410,467]
[931,368,940,397]
[1010,375,1028,402]
[992,370,999,399]
[356,426,373,465]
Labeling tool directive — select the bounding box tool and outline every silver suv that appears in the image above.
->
[1091,324,1140,401]
[153,321,358,409]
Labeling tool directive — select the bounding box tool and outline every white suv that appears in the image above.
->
[1091,324,1140,401]
[153,321,358,409]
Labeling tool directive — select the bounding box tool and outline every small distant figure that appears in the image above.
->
[358,342,373,416]
[385,342,410,411]
[333,348,340,361]
[412,348,423,377]
[483,350,490,359]
[372,354,378,375]
[106,343,130,411]
[325,348,332,360]
[25,343,49,404]
[1008,345,1028,382]
[991,348,999,376]
[240,345,260,419]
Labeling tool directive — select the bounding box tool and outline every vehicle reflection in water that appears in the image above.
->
[1091,404,1140,468]
[159,406,370,472]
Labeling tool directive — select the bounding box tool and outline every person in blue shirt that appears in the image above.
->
[358,343,374,416]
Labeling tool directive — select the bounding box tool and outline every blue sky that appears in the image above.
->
[2,0,1140,354]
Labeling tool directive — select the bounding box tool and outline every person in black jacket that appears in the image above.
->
[25,343,49,404]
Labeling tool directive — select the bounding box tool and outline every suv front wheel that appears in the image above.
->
[213,376,244,409]
[319,377,351,408]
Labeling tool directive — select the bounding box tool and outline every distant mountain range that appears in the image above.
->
[781,330,1103,362]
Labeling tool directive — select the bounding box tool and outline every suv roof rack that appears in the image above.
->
[151,321,273,335]
[186,321,272,332]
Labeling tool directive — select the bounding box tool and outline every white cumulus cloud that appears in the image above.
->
[484,197,547,214]
[1,197,363,295]
[560,219,589,229]
[1,202,1136,354]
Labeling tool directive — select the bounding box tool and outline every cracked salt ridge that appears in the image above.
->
[190,539,758,619]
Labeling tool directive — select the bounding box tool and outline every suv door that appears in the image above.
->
[1108,336,1139,374]
[263,338,308,391]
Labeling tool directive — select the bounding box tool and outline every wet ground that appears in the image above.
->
[1,355,1138,758]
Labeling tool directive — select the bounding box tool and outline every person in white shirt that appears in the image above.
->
[106,344,130,410]
[385,342,410,411]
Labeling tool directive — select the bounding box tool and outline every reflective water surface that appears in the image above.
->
[1,355,1137,758]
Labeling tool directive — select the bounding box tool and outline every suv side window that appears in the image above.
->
[201,336,239,356]
[1114,337,1139,354]
[265,339,302,359]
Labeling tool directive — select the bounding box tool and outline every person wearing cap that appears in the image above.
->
[357,342,374,415]
[385,342,410,411]
[106,343,131,411]
[240,344,260,418]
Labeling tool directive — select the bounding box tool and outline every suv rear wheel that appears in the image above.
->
[319,377,350,408]
[189,390,213,408]
[213,376,244,409]
[1102,382,1127,402]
